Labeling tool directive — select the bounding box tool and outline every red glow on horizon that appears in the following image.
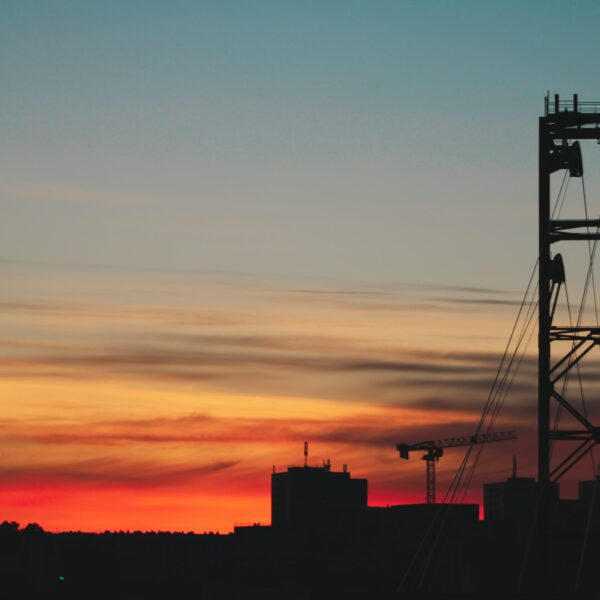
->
[1,478,487,533]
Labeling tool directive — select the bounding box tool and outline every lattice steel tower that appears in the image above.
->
[538,93,600,487]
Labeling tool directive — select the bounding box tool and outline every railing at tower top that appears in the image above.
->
[545,93,600,116]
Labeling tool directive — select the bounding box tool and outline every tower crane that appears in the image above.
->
[396,430,517,504]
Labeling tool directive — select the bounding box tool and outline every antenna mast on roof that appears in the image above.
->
[304,441,308,467]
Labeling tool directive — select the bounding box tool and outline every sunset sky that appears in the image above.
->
[2,2,600,532]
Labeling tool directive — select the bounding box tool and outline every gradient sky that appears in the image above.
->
[2,1,600,532]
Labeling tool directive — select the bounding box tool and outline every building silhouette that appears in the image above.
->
[484,474,540,521]
[271,461,367,526]
[578,477,600,510]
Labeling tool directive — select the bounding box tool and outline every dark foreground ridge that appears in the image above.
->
[1,508,598,599]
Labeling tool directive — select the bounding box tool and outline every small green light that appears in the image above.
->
[58,576,64,582]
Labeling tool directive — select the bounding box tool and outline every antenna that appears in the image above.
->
[304,441,308,467]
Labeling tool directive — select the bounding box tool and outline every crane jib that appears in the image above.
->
[395,430,518,504]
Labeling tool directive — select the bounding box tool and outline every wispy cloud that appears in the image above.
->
[0,457,238,487]
[1,180,156,206]
[439,297,525,307]
[4,408,496,450]
[0,341,519,397]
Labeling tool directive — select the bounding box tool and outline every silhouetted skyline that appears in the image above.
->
[2,2,600,536]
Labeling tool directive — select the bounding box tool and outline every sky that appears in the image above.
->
[2,1,600,532]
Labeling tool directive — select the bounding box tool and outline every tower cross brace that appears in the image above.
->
[538,93,600,487]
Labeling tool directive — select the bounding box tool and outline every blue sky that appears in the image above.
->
[2,1,600,287]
